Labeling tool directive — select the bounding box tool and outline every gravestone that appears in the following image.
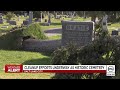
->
[71,11,75,21]
[40,12,42,22]
[42,19,50,26]
[1,25,8,28]
[102,15,108,31]
[118,28,120,32]
[18,16,20,21]
[29,11,33,24]
[111,30,118,35]
[9,20,17,25]
[55,13,57,19]
[62,21,94,47]
[48,14,51,24]
[43,23,50,26]
[0,14,3,24]
[23,20,29,25]
[0,19,3,24]
[24,13,27,17]
[56,15,61,19]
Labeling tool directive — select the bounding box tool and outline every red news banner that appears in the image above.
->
[5,65,115,76]
[5,65,23,73]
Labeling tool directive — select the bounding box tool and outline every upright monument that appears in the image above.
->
[62,21,94,47]
[102,15,108,31]
[29,11,33,24]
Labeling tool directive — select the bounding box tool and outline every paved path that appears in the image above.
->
[23,28,62,52]
[44,28,62,37]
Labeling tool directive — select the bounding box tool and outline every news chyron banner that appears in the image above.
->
[5,65,115,76]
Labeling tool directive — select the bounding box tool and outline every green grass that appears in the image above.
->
[40,18,62,31]
[1,16,120,79]
[108,23,120,35]
[0,23,13,30]
[48,35,62,40]
[0,16,91,32]
[40,17,91,31]
[0,16,28,31]
[0,72,54,79]
[41,25,61,31]
[64,17,91,21]
[0,50,54,79]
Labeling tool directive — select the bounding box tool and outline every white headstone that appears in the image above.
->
[0,14,3,24]
[102,15,108,31]
[40,12,42,22]
[18,16,20,21]
[55,13,57,18]
[24,13,27,17]
[29,11,33,24]
[48,14,51,24]
[118,28,120,32]
[70,11,75,21]
[62,21,94,46]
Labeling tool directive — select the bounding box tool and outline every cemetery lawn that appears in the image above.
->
[41,25,61,31]
[0,50,54,79]
[40,17,91,31]
[0,16,28,30]
[108,23,120,35]
[48,35,61,40]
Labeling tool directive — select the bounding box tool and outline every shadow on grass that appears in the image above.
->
[40,52,53,57]
[20,49,53,56]
[50,22,61,26]
[44,28,62,34]
[22,57,51,65]
[22,51,53,65]
[0,30,9,33]
[40,22,61,26]
[0,29,23,50]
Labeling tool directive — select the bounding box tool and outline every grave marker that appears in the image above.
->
[0,13,3,24]
[102,15,108,31]
[62,21,94,47]
[111,30,118,35]
[23,20,29,25]
[29,11,33,24]
[40,12,42,22]
[48,14,51,24]
[24,13,27,17]
[9,20,17,25]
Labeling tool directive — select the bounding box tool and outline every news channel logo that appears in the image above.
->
[106,65,115,76]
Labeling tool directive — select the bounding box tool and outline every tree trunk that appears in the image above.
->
[91,15,96,22]
[113,12,117,22]
[40,12,42,22]
[83,11,86,18]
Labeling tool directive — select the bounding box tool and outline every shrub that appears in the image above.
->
[33,11,44,18]
[51,27,120,79]
[6,12,15,20]
[0,29,23,50]
[23,23,47,40]
[51,43,79,65]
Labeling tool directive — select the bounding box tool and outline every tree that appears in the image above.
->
[105,11,120,22]
[76,11,105,22]
[33,11,41,18]
[87,11,105,22]
[6,12,15,20]
[33,11,44,18]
